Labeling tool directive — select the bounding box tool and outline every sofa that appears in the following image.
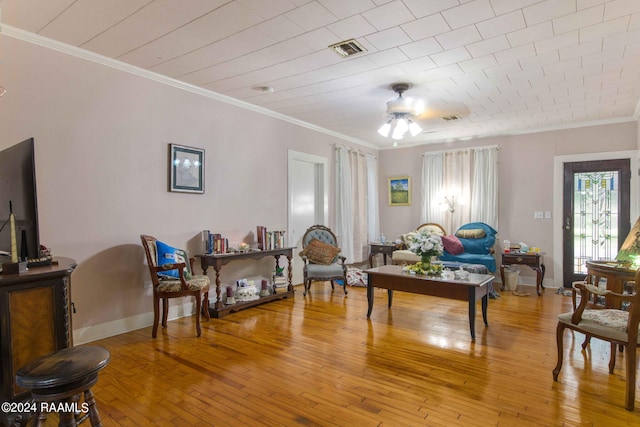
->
[392,222,497,273]
[439,222,497,272]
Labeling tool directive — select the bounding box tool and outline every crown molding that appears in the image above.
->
[0,24,379,150]
[1,24,638,151]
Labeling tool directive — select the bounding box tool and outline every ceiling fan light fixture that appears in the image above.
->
[377,122,391,137]
[378,83,424,143]
[409,120,422,137]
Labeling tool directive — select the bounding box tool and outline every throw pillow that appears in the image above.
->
[441,234,464,255]
[455,228,486,239]
[155,240,192,279]
[401,231,418,246]
[299,238,341,265]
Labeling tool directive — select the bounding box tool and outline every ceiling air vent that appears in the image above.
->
[442,115,461,121]
[329,39,367,57]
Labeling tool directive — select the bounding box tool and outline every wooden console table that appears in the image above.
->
[500,252,546,295]
[0,257,76,426]
[197,248,295,318]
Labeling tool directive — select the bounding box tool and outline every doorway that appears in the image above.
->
[288,150,328,285]
[562,158,631,287]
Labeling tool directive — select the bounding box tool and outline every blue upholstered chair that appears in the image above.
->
[299,225,348,296]
[439,222,498,272]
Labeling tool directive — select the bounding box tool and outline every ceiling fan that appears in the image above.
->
[377,83,425,141]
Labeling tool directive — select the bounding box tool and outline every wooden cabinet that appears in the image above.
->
[0,257,76,410]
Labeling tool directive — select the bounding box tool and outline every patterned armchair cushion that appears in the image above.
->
[300,238,341,265]
[155,240,192,279]
[557,309,640,343]
[157,275,210,292]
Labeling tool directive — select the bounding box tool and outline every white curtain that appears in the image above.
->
[420,146,498,234]
[335,147,379,264]
[366,155,380,244]
[470,147,499,229]
[443,150,471,233]
[349,150,369,263]
[421,153,445,226]
[335,147,354,263]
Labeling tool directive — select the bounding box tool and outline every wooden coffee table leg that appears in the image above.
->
[367,282,374,318]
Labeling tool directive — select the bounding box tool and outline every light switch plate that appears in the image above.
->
[534,211,543,219]
[544,211,552,219]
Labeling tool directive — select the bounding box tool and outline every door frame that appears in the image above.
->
[287,150,328,243]
[553,150,638,288]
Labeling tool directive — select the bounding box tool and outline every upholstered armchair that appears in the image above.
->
[439,222,497,272]
[553,278,640,411]
[140,235,210,338]
[391,223,446,265]
[299,225,348,296]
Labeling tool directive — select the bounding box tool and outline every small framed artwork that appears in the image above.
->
[169,144,204,193]
[388,176,411,206]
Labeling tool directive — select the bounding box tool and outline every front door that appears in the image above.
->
[562,159,631,287]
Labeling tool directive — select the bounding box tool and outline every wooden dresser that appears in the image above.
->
[0,257,76,411]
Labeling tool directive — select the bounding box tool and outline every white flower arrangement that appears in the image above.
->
[403,231,444,275]
[408,231,444,258]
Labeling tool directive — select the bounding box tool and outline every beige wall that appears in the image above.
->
[379,122,638,287]
[1,33,638,342]
[0,35,372,343]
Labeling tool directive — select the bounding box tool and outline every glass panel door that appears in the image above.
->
[562,159,630,287]
[572,171,620,275]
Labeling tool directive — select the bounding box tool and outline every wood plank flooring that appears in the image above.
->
[84,283,640,426]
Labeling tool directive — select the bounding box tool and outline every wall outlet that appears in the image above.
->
[544,211,552,219]
[534,211,543,219]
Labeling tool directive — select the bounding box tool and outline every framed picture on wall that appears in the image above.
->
[388,176,411,206]
[169,144,204,193]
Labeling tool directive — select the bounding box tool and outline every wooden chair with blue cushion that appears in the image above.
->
[553,276,640,411]
[140,235,210,338]
[299,225,348,296]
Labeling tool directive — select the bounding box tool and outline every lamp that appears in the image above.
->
[443,195,456,213]
[616,217,640,267]
[378,83,423,142]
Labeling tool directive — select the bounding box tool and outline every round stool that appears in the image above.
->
[16,346,110,427]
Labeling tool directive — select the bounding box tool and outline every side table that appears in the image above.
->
[500,252,546,295]
[368,243,400,268]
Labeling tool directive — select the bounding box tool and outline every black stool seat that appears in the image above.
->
[16,346,110,427]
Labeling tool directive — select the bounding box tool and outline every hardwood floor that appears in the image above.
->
[85,283,639,426]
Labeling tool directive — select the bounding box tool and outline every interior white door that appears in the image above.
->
[288,151,327,285]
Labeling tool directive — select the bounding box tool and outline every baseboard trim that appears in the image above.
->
[73,300,197,344]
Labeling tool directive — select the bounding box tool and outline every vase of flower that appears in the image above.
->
[421,254,432,270]
[408,230,444,275]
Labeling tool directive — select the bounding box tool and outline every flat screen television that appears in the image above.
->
[0,138,40,261]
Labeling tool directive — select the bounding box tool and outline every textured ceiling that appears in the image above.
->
[2,0,640,149]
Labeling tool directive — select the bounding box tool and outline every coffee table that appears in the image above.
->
[365,265,494,340]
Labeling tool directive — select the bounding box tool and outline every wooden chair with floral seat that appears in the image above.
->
[299,225,348,296]
[140,235,210,338]
[553,274,640,411]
